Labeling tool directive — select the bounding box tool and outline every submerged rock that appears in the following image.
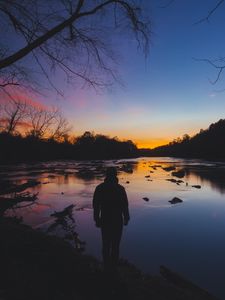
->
[169,197,183,204]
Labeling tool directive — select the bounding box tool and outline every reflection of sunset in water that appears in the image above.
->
[2,157,225,299]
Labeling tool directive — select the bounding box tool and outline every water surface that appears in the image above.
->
[2,157,225,299]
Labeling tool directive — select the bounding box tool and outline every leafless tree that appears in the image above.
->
[0,99,28,134]
[50,112,72,141]
[27,105,59,138]
[0,93,72,139]
[0,0,151,95]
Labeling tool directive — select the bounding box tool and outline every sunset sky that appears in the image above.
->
[3,0,225,148]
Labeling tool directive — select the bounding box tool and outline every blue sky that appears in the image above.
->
[10,0,225,148]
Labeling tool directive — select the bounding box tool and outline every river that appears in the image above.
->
[2,157,225,299]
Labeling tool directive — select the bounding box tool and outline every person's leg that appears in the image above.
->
[101,226,112,270]
[111,224,123,266]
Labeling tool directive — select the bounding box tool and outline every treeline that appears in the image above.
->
[0,131,138,163]
[148,119,225,159]
[0,99,138,162]
[0,99,71,141]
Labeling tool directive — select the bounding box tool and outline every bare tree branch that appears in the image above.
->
[0,0,150,93]
[50,113,72,141]
[193,57,225,85]
[0,98,29,134]
[0,0,149,69]
[32,51,64,96]
[159,0,175,9]
[194,0,225,25]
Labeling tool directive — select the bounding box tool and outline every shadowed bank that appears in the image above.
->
[0,216,217,300]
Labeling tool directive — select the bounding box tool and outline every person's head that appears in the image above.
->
[105,167,117,179]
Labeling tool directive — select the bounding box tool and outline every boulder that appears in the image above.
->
[163,166,176,172]
[169,197,183,204]
[192,185,201,189]
[142,197,149,202]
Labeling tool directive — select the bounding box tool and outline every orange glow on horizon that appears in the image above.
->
[135,138,171,149]
[71,129,171,149]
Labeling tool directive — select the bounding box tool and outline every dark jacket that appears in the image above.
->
[93,176,130,226]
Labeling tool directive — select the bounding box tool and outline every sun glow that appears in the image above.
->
[135,138,170,149]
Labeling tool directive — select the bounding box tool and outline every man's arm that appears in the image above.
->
[121,187,130,225]
[92,186,101,227]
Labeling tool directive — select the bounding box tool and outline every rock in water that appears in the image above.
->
[171,169,185,178]
[169,197,183,204]
[163,166,176,172]
[143,197,149,202]
[192,185,201,189]
[166,179,177,183]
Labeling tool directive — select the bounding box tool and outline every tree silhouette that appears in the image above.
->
[150,119,225,159]
[0,99,28,135]
[0,0,150,95]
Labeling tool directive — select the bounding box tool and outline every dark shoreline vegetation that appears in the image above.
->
[1,119,225,163]
[145,119,225,160]
[0,131,139,163]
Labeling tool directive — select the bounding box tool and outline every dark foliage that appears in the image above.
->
[149,119,225,159]
[0,131,138,163]
[74,132,138,160]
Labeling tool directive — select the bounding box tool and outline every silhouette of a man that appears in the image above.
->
[93,167,130,272]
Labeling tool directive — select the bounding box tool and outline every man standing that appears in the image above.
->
[93,167,130,272]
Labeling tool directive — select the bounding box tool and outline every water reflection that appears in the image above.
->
[47,204,85,251]
[1,157,225,299]
[185,165,225,194]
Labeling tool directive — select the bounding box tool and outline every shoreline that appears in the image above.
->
[1,154,225,165]
[0,216,218,300]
